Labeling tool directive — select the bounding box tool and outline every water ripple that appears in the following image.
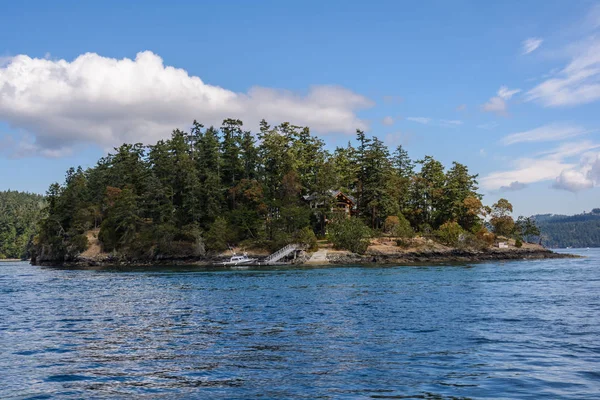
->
[1,249,599,398]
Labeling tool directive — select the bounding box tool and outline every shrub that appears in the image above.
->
[383,216,400,234]
[205,217,235,252]
[418,223,433,237]
[476,227,495,247]
[327,217,372,254]
[515,238,523,248]
[394,214,414,239]
[294,227,318,251]
[434,221,464,246]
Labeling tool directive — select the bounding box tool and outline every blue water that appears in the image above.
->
[1,249,600,399]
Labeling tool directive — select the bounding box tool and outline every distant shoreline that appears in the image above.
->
[0,259,24,262]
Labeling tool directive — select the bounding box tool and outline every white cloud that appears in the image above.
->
[481,157,573,190]
[406,117,431,124]
[482,86,520,116]
[501,123,592,145]
[0,51,373,156]
[497,86,521,100]
[526,6,600,108]
[456,104,467,111]
[553,152,600,192]
[480,140,600,191]
[522,38,543,55]
[479,148,487,157]
[382,116,394,126]
[482,97,507,115]
[553,169,594,192]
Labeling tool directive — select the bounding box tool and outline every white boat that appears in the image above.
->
[222,252,257,266]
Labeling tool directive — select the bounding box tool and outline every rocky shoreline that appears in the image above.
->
[326,248,577,265]
[32,247,577,268]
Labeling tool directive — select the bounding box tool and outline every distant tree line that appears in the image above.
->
[533,210,600,248]
[0,191,46,259]
[32,119,531,262]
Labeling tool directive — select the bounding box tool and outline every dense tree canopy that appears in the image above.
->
[0,191,46,259]
[33,119,505,261]
[533,211,600,248]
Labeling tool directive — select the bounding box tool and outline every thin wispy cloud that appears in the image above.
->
[406,117,463,127]
[501,123,592,145]
[440,119,463,126]
[522,37,543,55]
[406,117,431,124]
[526,38,600,107]
[527,6,600,107]
[482,86,520,116]
[456,104,467,111]
[0,51,373,156]
[481,140,600,192]
[497,86,521,100]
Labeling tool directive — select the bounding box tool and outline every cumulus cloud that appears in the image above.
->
[522,38,543,55]
[552,153,600,192]
[553,169,594,192]
[481,139,600,191]
[482,86,520,116]
[499,181,528,192]
[501,123,592,145]
[382,116,394,126]
[0,51,373,156]
[406,117,431,124]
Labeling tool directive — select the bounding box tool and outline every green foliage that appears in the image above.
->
[99,188,141,252]
[327,217,372,254]
[490,198,515,236]
[204,217,235,252]
[533,212,600,248]
[515,238,523,248]
[515,216,541,242]
[434,221,464,246]
[0,191,46,259]
[32,117,502,262]
[394,213,414,239]
[294,226,318,251]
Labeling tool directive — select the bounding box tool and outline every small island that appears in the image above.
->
[30,119,572,267]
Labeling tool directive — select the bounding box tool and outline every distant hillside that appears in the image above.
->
[533,209,600,248]
[0,191,46,259]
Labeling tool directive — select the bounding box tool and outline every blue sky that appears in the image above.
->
[1,0,600,216]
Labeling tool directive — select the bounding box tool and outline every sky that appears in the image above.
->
[1,0,600,217]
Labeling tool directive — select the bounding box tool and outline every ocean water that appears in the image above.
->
[1,249,599,399]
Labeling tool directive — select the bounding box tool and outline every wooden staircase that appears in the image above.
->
[263,243,301,265]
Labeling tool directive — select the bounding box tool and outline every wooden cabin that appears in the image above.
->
[303,190,357,217]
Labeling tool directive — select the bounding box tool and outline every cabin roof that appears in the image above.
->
[302,190,356,204]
